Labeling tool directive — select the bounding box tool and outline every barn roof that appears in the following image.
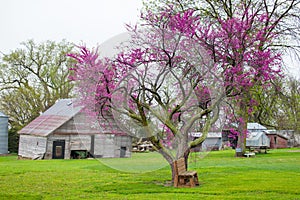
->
[224,123,267,131]
[19,99,83,136]
[247,123,267,130]
[190,132,222,138]
[264,130,289,140]
[247,132,265,140]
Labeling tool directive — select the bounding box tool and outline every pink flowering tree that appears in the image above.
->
[144,0,299,156]
[69,4,282,183]
[191,6,282,155]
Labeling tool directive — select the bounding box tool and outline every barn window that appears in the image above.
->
[274,136,277,145]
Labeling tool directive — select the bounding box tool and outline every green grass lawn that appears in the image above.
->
[0,149,300,200]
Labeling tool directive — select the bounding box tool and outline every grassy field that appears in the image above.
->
[0,149,300,200]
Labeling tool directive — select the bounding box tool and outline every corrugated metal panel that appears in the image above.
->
[190,132,222,138]
[264,130,289,140]
[246,132,270,147]
[19,99,83,136]
[19,98,129,137]
[0,112,8,154]
[247,123,267,131]
[19,115,70,136]
[43,99,82,116]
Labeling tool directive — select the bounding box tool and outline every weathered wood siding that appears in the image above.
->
[19,133,132,159]
[98,112,125,134]
[54,113,100,135]
[114,135,132,157]
[268,134,288,149]
[93,134,115,158]
[93,134,132,158]
[18,135,47,159]
[202,138,222,151]
[44,134,91,159]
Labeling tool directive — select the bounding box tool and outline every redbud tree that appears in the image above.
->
[194,6,282,155]
[144,0,300,155]
[69,4,282,182]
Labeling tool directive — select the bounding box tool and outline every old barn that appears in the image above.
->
[265,130,288,149]
[18,99,132,159]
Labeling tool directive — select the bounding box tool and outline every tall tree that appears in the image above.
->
[69,3,282,183]
[250,81,283,129]
[277,77,300,132]
[0,40,75,150]
[144,0,300,155]
[249,76,300,147]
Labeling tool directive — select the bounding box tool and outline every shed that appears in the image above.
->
[18,99,132,159]
[190,132,222,151]
[0,112,8,154]
[222,123,268,148]
[272,130,297,147]
[246,132,270,150]
[264,131,288,149]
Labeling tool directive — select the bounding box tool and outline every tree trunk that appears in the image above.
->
[184,148,190,169]
[156,148,176,184]
[170,161,176,185]
[236,99,249,157]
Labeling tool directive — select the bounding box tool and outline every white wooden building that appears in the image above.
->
[246,132,270,148]
[190,132,222,151]
[18,99,132,159]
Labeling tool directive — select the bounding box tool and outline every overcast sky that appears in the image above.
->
[0,0,299,77]
[0,0,142,54]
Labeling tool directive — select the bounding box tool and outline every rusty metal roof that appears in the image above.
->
[19,99,83,136]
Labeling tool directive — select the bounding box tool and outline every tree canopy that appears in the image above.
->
[0,40,75,138]
[68,0,292,182]
[142,0,300,154]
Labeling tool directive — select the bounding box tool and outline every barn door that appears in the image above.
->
[52,140,65,159]
[120,147,126,158]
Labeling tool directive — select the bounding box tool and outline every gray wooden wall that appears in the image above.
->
[18,135,47,159]
[19,133,132,159]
